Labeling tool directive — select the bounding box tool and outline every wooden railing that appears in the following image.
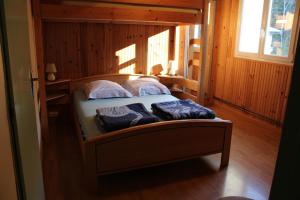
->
[158,75,199,102]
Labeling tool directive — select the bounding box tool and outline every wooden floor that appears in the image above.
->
[43,101,281,200]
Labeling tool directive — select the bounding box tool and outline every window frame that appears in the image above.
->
[235,0,300,64]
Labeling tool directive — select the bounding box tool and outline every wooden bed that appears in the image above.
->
[70,74,233,192]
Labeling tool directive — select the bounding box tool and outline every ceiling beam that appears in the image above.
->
[40,3,203,24]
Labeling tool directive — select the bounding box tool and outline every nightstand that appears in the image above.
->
[46,79,71,117]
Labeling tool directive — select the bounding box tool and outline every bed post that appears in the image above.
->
[84,142,99,193]
[220,123,232,168]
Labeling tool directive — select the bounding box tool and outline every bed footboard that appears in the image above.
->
[81,120,232,192]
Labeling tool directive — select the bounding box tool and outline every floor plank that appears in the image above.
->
[43,102,281,200]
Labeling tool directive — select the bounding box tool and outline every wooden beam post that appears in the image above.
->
[203,0,216,106]
[198,0,216,106]
[197,0,208,105]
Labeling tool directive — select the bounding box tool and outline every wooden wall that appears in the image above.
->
[43,22,175,79]
[212,0,293,124]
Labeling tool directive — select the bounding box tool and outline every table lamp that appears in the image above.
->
[46,63,57,81]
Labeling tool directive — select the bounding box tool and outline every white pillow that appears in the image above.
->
[122,78,171,96]
[84,80,133,99]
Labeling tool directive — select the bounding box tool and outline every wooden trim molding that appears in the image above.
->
[214,97,282,126]
[40,3,203,24]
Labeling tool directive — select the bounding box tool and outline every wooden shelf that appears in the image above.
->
[46,78,70,109]
[46,93,67,102]
[46,79,71,86]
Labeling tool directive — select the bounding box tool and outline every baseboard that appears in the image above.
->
[213,97,282,127]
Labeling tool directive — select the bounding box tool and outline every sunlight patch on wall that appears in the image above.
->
[172,26,181,75]
[116,44,136,74]
[116,44,136,65]
[119,63,136,74]
[147,30,169,75]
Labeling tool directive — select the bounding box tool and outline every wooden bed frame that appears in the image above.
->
[70,74,233,192]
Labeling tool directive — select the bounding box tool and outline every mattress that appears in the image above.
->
[73,90,179,139]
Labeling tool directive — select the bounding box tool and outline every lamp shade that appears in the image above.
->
[46,63,57,73]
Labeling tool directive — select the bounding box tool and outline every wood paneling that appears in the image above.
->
[44,22,82,79]
[41,3,202,24]
[212,0,293,124]
[44,22,175,79]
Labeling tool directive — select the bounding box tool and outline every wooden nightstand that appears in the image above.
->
[46,79,71,117]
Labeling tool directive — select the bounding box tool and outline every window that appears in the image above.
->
[236,0,299,63]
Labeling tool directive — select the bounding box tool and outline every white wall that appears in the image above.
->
[0,43,18,200]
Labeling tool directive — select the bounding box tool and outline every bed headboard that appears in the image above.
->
[70,74,158,92]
